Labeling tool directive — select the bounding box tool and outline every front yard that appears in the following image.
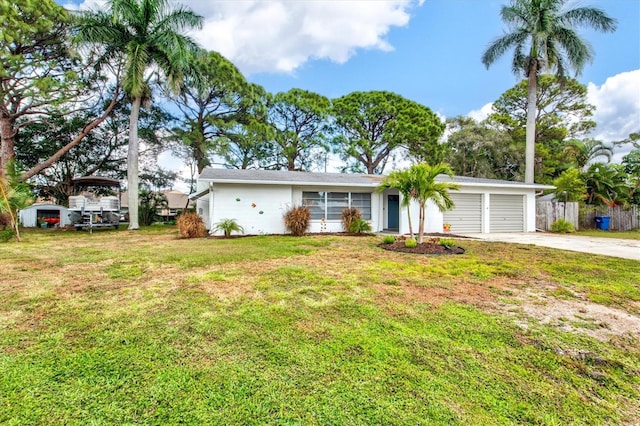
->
[1,227,639,424]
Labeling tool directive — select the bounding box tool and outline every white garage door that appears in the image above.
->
[490,194,524,232]
[444,193,482,233]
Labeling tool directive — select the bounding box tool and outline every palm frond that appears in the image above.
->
[560,7,617,33]
[482,31,527,69]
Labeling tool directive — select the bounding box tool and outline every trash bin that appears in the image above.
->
[594,216,610,230]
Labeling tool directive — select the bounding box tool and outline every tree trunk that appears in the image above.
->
[0,115,16,179]
[287,155,296,171]
[417,202,425,244]
[405,197,414,239]
[195,140,207,174]
[525,61,538,184]
[195,120,207,174]
[127,96,142,230]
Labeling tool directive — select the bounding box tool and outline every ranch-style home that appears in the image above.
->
[191,168,553,236]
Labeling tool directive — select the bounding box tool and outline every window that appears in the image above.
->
[351,193,371,220]
[327,192,348,220]
[302,191,325,220]
[302,191,371,220]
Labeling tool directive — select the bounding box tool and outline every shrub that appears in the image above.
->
[348,217,372,234]
[551,218,576,233]
[284,205,310,236]
[381,235,395,244]
[176,212,206,239]
[212,218,244,238]
[404,238,417,248]
[341,208,362,232]
[0,227,14,243]
[438,238,455,248]
[139,190,168,226]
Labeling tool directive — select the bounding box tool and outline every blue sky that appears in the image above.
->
[246,0,639,120]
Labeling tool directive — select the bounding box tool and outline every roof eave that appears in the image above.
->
[199,178,381,188]
[450,182,555,190]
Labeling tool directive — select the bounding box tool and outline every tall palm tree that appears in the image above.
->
[75,0,202,229]
[408,163,459,244]
[378,168,416,239]
[563,139,613,170]
[482,0,616,184]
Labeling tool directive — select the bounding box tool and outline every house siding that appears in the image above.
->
[208,184,292,235]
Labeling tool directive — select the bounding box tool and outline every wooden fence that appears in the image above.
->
[580,205,639,231]
[536,202,640,231]
[536,201,579,231]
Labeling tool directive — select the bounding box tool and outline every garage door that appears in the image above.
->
[490,194,524,232]
[443,193,482,233]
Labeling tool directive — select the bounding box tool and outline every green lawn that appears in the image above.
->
[576,228,640,240]
[1,228,639,425]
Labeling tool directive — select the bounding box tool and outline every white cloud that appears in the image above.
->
[587,69,640,144]
[467,102,494,122]
[68,0,424,74]
[61,0,105,11]
[191,0,424,74]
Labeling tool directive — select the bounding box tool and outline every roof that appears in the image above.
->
[20,203,69,211]
[198,167,554,190]
[439,175,554,190]
[162,190,191,209]
[72,176,121,187]
[120,190,193,208]
[199,168,383,186]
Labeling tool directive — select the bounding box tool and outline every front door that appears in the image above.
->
[387,195,399,230]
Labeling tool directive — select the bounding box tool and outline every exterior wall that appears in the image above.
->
[195,181,212,229]
[195,196,210,230]
[209,184,293,235]
[524,191,537,232]
[398,198,444,235]
[291,187,382,233]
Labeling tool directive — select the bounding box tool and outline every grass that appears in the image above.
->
[576,228,640,240]
[1,227,639,424]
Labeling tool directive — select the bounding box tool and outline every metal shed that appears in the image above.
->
[18,204,71,228]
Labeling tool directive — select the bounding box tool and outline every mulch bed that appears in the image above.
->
[378,241,466,255]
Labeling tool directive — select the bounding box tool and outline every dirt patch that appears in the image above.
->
[378,241,465,255]
[374,281,495,309]
[513,297,640,341]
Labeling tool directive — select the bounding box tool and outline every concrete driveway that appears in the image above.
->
[461,233,640,261]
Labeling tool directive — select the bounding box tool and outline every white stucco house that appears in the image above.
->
[191,168,553,236]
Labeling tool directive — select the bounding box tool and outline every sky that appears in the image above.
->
[61,0,640,184]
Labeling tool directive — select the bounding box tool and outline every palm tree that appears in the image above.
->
[75,0,203,229]
[482,0,616,184]
[212,218,245,238]
[378,168,416,239]
[408,163,460,244]
[583,163,629,206]
[563,139,613,170]
[0,160,33,242]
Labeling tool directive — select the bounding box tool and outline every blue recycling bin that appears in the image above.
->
[594,216,610,230]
